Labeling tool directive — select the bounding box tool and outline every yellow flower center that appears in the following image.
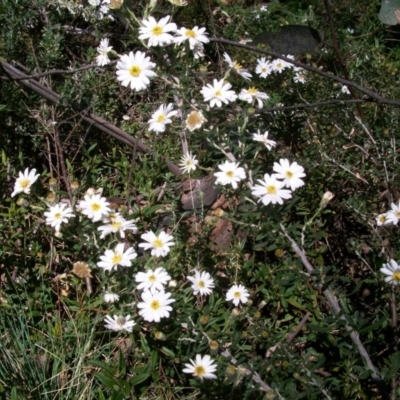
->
[111,221,122,229]
[186,29,196,38]
[194,366,206,376]
[149,274,157,282]
[153,238,163,248]
[91,203,101,212]
[198,280,205,288]
[20,179,30,188]
[233,291,241,298]
[157,114,166,123]
[261,67,267,72]
[248,87,257,94]
[150,300,161,310]
[233,61,242,70]
[129,65,142,77]
[266,185,277,195]
[226,170,234,178]
[152,25,163,36]
[379,215,386,223]
[215,90,222,97]
[285,171,294,179]
[112,254,122,264]
[395,210,400,217]
[116,317,126,327]
[54,212,62,220]
[393,272,400,281]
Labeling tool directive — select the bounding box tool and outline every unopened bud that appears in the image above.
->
[70,181,80,193]
[247,107,256,116]
[199,65,208,76]
[168,279,178,288]
[209,340,219,354]
[225,365,236,377]
[16,198,29,207]
[49,178,58,190]
[46,192,56,205]
[154,331,167,341]
[199,315,209,325]
[320,191,334,209]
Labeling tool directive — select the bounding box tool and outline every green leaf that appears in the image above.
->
[386,351,400,379]
[94,372,116,389]
[129,373,150,387]
[140,333,151,354]
[88,359,115,374]
[379,0,400,25]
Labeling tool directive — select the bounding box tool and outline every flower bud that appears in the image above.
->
[46,192,56,206]
[199,315,209,325]
[247,107,256,116]
[49,178,58,191]
[209,340,219,354]
[70,181,80,193]
[199,65,208,77]
[154,331,167,341]
[225,365,236,377]
[16,198,29,207]
[168,279,178,288]
[319,191,334,209]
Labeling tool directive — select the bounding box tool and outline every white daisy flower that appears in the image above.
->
[148,103,178,133]
[192,42,205,59]
[185,110,206,131]
[182,354,217,381]
[137,288,175,322]
[214,161,246,189]
[341,85,350,95]
[175,26,209,49]
[200,79,237,108]
[104,292,120,303]
[96,38,112,66]
[135,267,171,291]
[238,87,269,108]
[252,130,276,150]
[179,152,199,174]
[139,15,177,47]
[11,168,40,197]
[273,158,306,191]
[187,270,215,296]
[293,69,306,84]
[251,173,292,205]
[223,52,252,81]
[97,213,138,239]
[255,57,273,78]
[271,58,290,73]
[139,230,175,257]
[381,259,400,285]
[97,243,137,271]
[44,203,75,232]
[376,213,391,226]
[116,51,157,91]
[104,315,136,332]
[78,193,111,222]
[386,201,400,225]
[226,284,250,306]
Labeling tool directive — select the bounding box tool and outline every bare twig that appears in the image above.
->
[221,349,274,393]
[280,224,389,399]
[210,38,400,108]
[0,61,182,177]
